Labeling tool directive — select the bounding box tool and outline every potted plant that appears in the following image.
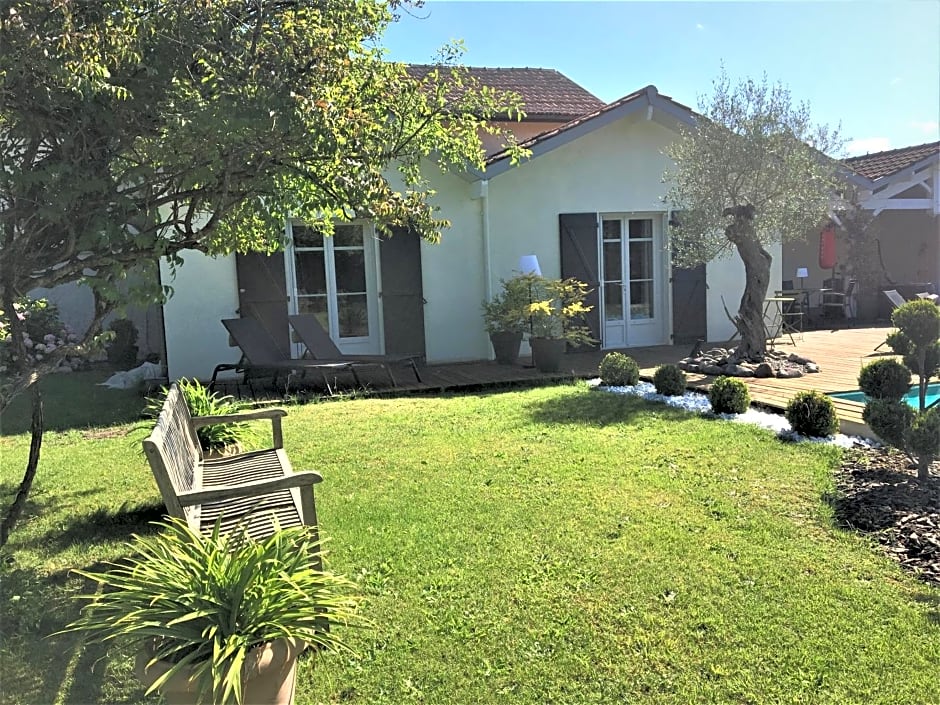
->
[481,275,531,365]
[61,518,361,705]
[145,378,257,457]
[527,276,596,372]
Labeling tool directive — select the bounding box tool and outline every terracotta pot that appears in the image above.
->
[529,337,566,373]
[489,331,523,365]
[135,638,303,705]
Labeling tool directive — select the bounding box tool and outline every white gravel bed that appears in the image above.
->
[589,379,877,449]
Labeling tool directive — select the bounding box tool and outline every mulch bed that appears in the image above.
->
[833,446,940,586]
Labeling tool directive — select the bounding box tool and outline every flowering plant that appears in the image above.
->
[0,298,83,376]
[527,276,597,347]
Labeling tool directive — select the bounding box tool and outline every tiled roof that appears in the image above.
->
[844,141,939,180]
[405,65,605,121]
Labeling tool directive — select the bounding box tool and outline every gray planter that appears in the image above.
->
[489,331,523,365]
[529,337,566,373]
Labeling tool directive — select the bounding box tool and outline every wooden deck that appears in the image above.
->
[217,325,896,438]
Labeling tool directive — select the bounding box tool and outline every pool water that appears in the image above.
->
[829,383,940,409]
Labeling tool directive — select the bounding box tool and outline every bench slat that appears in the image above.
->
[141,384,320,548]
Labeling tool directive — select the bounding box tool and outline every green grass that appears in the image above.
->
[1,381,939,704]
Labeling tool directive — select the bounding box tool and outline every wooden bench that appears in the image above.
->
[142,384,323,542]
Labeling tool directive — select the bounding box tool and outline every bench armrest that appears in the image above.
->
[191,408,288,448]
[177,470,323,507]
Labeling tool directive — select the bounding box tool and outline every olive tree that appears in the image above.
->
[0,0,523,545]
[665,71,843,360]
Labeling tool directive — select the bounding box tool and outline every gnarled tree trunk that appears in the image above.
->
[725,205,772,361]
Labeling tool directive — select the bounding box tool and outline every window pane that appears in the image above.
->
[297,297,329,332]
[628,219,652,239]
[333,224,363,248]
[604,282,623,321]
[295,251,326,295]
[293,225,323,248]
[603,241,621,282]
[630,281,654,320]
[334,250,366,294]
[603,219,621,240]
[629,241,653,280]
[337,294,368,337]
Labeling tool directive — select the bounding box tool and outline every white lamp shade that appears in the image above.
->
[796,267,809,279]
[518,255,541,276]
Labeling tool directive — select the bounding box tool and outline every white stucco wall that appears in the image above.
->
[486,115,676,283]
[705,244,783,343]
[160,251,239,381]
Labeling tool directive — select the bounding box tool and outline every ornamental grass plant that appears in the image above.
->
[61,518,361,705]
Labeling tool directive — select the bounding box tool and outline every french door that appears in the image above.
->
[285,221,380,355]
[600,215,664,348]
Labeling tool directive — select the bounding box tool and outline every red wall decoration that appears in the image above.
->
[818,224,837,270]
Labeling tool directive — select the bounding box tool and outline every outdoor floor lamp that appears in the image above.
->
[518,255,541,337]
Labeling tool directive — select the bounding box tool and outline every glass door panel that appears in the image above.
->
[601,219,626,347]
[600,214,663,348]
[287,221,379,355]
[628,237,654,320]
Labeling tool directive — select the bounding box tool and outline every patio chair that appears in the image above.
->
[211,317,358,392]
[288,313,423,387]
[882,289,908,310]
[822,279,857,319]
[874,290,910,351]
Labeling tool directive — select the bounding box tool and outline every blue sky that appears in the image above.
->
[381,1,940,156]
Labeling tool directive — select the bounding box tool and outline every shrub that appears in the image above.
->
[598,352,639,387]
[906,407,940,478]
[481,276,531,334]
[105,318,139,367]
[862,398,914,450]
[653,364,687,396]
[785,390,839,438]
[891,299,940,349]
[708,376,749,414]
[147,379,255,454]
[0,298,82,373]
[885,332,940,381]
[858,359,911,400]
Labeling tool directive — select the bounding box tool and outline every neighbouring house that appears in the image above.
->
[162,69,791,381]
[782,140,939,317]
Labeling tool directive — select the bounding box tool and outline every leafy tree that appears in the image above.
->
[665,70,843,360]
[0,0,524,546]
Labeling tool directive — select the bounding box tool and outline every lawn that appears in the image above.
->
[1,376,939,704]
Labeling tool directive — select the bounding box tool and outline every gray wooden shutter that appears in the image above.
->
[559,213,600,347]
[235,251,290,357]
[379,227,426,359]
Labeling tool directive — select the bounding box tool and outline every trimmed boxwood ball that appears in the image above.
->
[598,352,640,387]
[708,376,750,414]
[863,398,915,450]
[785,390,839,438]
[653,364,687,396]
[858,359,911,400]
[906,406,940,464]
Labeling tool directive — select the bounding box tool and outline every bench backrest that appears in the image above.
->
[142,384,203,520]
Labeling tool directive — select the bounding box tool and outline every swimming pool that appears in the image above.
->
[829,382,940,409]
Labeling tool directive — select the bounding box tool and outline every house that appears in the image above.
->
[161,68,788,381]
[782,140,939,313]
